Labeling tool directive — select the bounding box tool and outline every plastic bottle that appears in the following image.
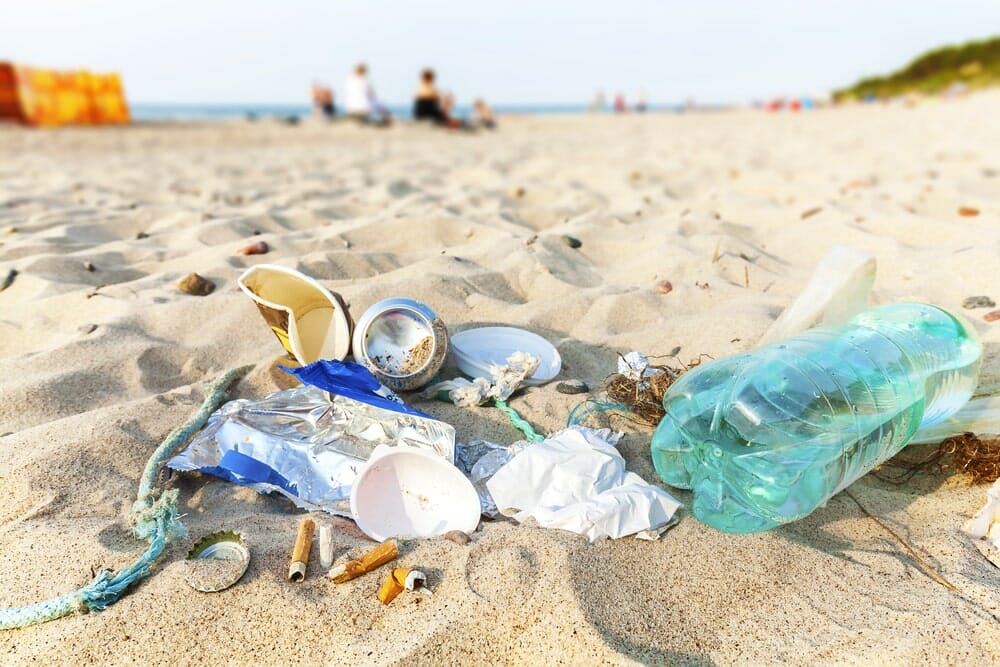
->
[650,303,982,534]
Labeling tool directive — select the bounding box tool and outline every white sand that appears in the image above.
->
[1,95,999,664]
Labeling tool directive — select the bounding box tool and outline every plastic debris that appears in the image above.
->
[167,361,455,517]
[485,427,681,541]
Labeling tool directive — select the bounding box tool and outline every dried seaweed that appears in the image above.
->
[603,354,707,425]
[876,432,1000,485]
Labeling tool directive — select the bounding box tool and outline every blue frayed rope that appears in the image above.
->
[0,365,252,630]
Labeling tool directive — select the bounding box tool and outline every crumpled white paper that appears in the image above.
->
[964,477,1000,547]
[486,426,682,542]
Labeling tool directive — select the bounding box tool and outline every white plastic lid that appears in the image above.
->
[450,326,561,386]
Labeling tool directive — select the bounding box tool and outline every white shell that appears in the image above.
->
[350,446,481,542]
[450,327,561,386]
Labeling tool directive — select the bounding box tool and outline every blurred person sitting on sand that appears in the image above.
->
[413,69,464,128]
[472,98,496,129]
[311,83,336,119]
[344,62,392,127]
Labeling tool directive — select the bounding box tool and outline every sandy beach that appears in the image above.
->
[2,95,999,665]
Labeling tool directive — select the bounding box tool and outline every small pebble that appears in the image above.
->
[1,268,17,292]
[800,207,823,220]
[135,231,149,240]
[962,295,995,309]
[511,187,525,198]
[443,530,470,545]
[958,206,980,217]
[3,226,16,234]
[556,379,589,395]
[0,432,11,438]
[83,261,96,272]
[78,324,98,334]
[561,235,582,249]
[177,272,215,296]
[629,171,641,182]
[237,240,269,255]
[343,239,351,249]
[984,310,1000,323]
[654,280,673,295]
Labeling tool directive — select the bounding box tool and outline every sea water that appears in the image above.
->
[650,303,982,533]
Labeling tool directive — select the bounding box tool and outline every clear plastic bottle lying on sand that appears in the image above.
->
[650,303,982,534]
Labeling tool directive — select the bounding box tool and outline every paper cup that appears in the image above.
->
[238,264,352,365]
[350,446,480,541]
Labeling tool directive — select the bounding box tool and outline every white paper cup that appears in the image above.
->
[350,446,480,541]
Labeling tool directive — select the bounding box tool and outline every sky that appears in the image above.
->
[5,1,1000,106]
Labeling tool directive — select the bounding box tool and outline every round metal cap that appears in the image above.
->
[185,531,251,593]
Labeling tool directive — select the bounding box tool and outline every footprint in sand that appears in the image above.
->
[464,545,539,606]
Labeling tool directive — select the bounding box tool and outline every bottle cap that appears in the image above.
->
[185,531,251,593]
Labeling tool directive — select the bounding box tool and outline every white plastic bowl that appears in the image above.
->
[350,447,481,542]
[450,326,561,386]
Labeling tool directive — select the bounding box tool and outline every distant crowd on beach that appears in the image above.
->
[310,63,496,130]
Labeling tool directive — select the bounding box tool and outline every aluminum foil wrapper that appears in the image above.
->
[168,384,455,517]
[455,438,530,517]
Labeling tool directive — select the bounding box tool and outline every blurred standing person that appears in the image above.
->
[344,63,391,126]
[613,93,627,113]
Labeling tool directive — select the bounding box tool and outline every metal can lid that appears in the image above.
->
[185,530,250,593]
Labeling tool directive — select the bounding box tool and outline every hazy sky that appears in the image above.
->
[6,1,1000,106]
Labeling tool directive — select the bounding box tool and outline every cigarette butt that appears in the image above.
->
[377,569,407,605]
[319,525,333,569]
[328,540,399,584]
[288,518,315,582]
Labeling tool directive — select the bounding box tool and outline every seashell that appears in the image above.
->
[963,296,995,309]
[556,379,589,395]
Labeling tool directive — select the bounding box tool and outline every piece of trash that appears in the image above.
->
[760,245,876,344]
[184,530,251,593]
[177,272,215,296]
[618,351,653,382]
[455,438,531,516]
[652,303,981,533]
[238,264,352,365]
[83,261,96,272]
[442,530,470,545]
[654,280,673,295]
[351,297,449,391]
[1,269,18,293]
[556,379,589,395]
[800,207,823,220]
[238,240,269,255]
[319,525,334,569]
[351,445,481,542]
[958,206,980,217]
[985,310,1000,323]
[328,540,399,583]
[168,361,456,517]
[962,295,996,309]
[377,568,430,604]
[288,518,315,582]
[428,352,540,408]
[450,326,561,387]
[78,324,98,335]
[561,235,582,249]
[964,476,1000,547]
[486,427,681,542]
